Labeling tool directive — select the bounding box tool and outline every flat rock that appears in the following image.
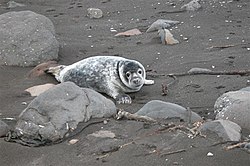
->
[199,120,241,141]
[0,11,59,66]
[135,100,202,123]
[0,120,9,137]
[214,90,250,130]
[87,130,116,139]
[25,83,56,96]
[7,82,116,146]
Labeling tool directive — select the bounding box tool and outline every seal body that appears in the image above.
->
[47,56,154,104]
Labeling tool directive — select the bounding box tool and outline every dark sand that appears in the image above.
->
[0,0,250,165]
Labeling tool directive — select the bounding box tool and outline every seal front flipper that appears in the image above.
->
[115,94,132,104]
[144,79,154,85]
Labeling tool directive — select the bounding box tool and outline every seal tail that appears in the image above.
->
[45,65,66,81]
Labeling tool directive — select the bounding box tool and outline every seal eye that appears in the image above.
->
[126,72,131,78]
[138,69,142,75]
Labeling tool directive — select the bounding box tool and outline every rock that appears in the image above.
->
[25,83,56,96]
[0,120,9,137]
[146,19,179,33]
[239,86,250,92]
[7,82,116,146]
[68,139,79,145]
[115,28,142,37]
[243,143,250,154]
[187,68,212,74]
[0,11,59,66]
[181,0,202,11]
[6,1,25,9]
[206,152,214,157]
[87,130,116,139]
[214,90,250,130]
[199,120,241,141]
[87,8,103,19]
[158,29,179,45]
[135,100,202,123]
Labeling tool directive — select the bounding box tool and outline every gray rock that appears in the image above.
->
[243,143,250,153]
[0,11,59,66]
[188,68,212,74]
[181,0,202,11]
[135,100,202,123]
[199,120,241,141]
[146,19,179,33]
[239,86,250,92]
[0,120,9,137]
[214,90,250,130]
[8,82,116,146]
[7,1,25,9]
[87,8,103,19]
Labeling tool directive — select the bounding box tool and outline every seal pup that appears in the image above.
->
[46,56,154,104]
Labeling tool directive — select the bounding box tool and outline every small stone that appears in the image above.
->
[68,139,79,145]
[87,8,103,19]
[21,102,27,105]
[207,152,214,157]
[181,0,202,11]
[103,120,108,125]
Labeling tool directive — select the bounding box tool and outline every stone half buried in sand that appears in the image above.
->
[158,29,179,45]
[214,87,250,131]
[6,82,116,146]
[135,100,202,123]
[198,119,241,141]
[115,28,142,37]
[87,8,103,19]
[146,19,179,33]
[181,0,202,11]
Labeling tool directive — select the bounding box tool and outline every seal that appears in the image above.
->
[46,56,154,104]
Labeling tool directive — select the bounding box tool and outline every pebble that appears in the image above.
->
[103,120,108,125]
[87,8,103,19]
[68,139,79,145]
[207,152,214,157]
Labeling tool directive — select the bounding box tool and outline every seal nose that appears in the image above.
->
[133,79,140,85]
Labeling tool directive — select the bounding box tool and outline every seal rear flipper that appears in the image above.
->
[27,61,59,78]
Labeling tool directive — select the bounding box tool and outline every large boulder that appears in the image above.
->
[6,82,116,146]
[214,88,250,130]
[0,11,59,66]
[135,100,202,123]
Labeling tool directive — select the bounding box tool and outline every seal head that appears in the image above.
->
[118,60,145,92]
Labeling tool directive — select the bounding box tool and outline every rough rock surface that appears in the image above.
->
[7,82,116,146]
[199,119,241,141]
[0,120,9,137]
[0,10,59,66]
[214,89,250,130]
[135,100,202,123]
